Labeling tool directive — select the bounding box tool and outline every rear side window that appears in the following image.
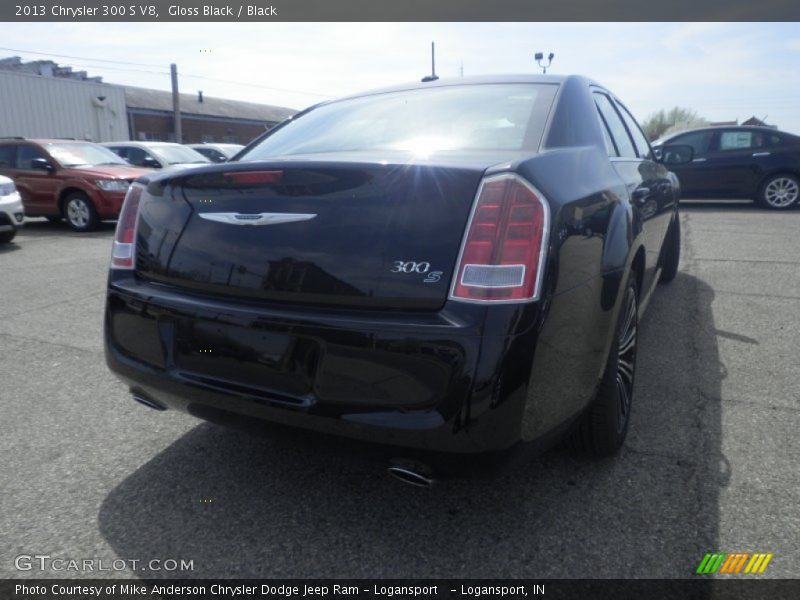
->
[616,102,652,159]
[767,134,785,147]
[716,130,780,152]
[109,146,128,159]
[0,145,16,168]
[241,83,558,158]
[719,130,756,151]
[17,145,48,170]
[126,147,150,166]
[670,131,713,156]
[593,93,637,159]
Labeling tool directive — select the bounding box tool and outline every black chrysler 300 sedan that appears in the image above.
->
[105,75,688,476]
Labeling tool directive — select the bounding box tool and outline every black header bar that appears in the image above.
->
[3,0,800,22]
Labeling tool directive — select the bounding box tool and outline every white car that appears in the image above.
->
[187,143,244,163]
[101,141,211,170]
[0,174,24,243]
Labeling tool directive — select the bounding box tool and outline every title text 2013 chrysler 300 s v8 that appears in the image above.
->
[105,75,690,482]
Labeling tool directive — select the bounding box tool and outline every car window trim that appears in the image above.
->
[614,98,654,160]
[594,106,620,157]
[592,90,639,160]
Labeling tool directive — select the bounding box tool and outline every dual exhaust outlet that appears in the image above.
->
[129,390,435,487]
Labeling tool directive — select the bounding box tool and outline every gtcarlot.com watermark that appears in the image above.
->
[14,554,194,573]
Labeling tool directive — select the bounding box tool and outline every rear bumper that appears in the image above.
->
[104,277,538,453]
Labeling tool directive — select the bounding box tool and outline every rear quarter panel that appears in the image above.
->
[471,147,644,443]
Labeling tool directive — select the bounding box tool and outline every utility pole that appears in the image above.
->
[170,63,182,143]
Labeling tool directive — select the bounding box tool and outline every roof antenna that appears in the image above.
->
[421,42,439,82]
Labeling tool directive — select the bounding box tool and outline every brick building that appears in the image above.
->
[124,86,296,145]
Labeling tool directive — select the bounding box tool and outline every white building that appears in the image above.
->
[0,69,128,142]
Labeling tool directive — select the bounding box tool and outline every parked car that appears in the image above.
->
[187,143,245,163]
[653,126,800,210]
[105,75,689,483]
[0,174,24,243]
[0,138,150,231]
[102,141,211,170]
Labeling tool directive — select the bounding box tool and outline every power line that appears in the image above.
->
[177,73,333,98]
[0,46,334,99]
[0,46,164,68]
[34,61,169,76]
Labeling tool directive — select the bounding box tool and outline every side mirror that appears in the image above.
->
[141,156,161,169]
[658,144,694,166]
[31,157,54,172]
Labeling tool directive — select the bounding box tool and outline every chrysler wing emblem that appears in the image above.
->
[198,212,317,226]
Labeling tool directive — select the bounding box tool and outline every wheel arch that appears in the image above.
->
[631,245,645,296]
[758,168,800,192]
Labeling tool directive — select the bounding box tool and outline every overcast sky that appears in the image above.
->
[3,22,800,133]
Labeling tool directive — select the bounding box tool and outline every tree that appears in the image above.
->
[641,107,709,141]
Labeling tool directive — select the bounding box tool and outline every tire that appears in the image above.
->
[569,275,638,457]
[659,213,680,283]
[758,174,800,210]
[63,192,99,232]
[0,228,16,243]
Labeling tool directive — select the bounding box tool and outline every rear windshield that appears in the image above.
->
[240,83,558,159]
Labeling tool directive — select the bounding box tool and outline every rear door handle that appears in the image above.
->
[752,152,771,157]
[692,158,707,163]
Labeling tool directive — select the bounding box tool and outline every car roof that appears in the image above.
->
[189,143,242,148]
[0,139,97,145]
[103,141,181,147]
[662,125,790,140]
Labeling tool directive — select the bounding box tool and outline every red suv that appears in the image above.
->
[0,138,150,231]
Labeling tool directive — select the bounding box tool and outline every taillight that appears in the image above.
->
[450,173,550,303]
[111,183,144,270]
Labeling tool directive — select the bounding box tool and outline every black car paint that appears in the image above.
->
[656,126,800,199]
[105,75,680,454]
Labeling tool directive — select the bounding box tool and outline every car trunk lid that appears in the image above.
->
[134,159,487,310]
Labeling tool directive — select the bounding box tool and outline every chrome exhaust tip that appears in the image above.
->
[387,459,435,487]
[130,388,166,411]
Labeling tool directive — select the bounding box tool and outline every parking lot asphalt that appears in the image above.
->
[1,201,798,579]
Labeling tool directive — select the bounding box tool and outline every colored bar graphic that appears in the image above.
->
[696,553,713,574]
[698,552,772,575]
[719,554,736,573]
[758,554,773,573]
[733,553,750,573]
